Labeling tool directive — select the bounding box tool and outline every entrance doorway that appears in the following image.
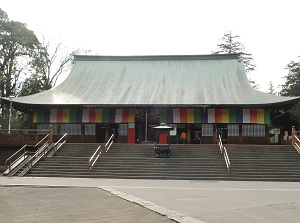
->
[217,124,228,144]
[95,124,106,143]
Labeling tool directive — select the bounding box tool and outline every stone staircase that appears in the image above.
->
[24,144,300,181]
[227,145,300,182]
[25,144,229,180]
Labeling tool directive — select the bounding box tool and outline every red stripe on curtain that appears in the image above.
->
[250,108,257,123]
[122,109,129,123]
[215,108,222,123]
[89,108,96,122]
[57,108,63,123]
[180,108,187,123]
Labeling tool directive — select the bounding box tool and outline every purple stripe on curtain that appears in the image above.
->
[166,108,173,124]
[76,109,82,123]
[44,109,50,123]
[201,109,208,123]
[109,109,115,123]
[236,108,243,123]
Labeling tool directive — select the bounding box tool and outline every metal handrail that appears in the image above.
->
[5,132,50,173]
[25,142,49,175]
[89,134,115,172]
[52,133,67,155]
[105,134,115,152]
[218,135,231,172]
[88,146,102,171]
[19,134,67,176]
[5,145,28,172]
[34,133,49,148]
[293,134,300,152]
[223,146,230,172]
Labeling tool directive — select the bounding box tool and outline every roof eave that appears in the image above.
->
[8,99,300,111]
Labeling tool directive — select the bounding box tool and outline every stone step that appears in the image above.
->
[24,143,300,182]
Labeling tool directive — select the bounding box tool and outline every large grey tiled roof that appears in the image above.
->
[4,54,299,108]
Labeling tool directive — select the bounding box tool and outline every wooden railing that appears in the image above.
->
[218,135,231,172]
[89,134,115,172]
[0,129,50,145]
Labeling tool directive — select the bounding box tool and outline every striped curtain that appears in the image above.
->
[61,124,81,135]
[253,124,265,137]
[228,124,239,136]
[242,125,254,137]
[159,108,270,124]
[202,124,213,136]
[33,108,135,124]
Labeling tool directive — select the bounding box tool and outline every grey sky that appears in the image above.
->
[1,0,300,92]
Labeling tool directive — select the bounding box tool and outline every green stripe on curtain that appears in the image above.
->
[69,108,76,123]
[264,110,270,124]
[194,108,201,123]
[229,109,236,123]
[102,108,109,123]
[37,110,44,123]
[159,108,166,124]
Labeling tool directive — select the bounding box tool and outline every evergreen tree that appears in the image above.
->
[0,8,41,128]
[212,31,257,88]
[212,31,256,74]
[279,57,300,118]
[267,81,276,95]
[280,58,300,97]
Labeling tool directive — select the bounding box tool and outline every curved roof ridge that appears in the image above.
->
[74,53,240,62]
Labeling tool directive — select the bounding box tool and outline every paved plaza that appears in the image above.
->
[1,177,300,223]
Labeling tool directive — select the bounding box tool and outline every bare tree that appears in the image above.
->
[20,38,79,96]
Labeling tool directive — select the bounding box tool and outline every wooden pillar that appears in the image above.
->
[239,124,243,144]
[49,125,53,143]
[81,124,85,143]
[127,123,135,144]
[265,124,269,144]
[292,126,296,146]
[213,124,217,144]
[105,124,109,142]
[57,124,61,140]
[187,124,191,144]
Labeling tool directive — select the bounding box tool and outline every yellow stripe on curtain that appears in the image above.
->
[128,109,135,123]
[62,109,70,123]
[186,108,194,123]
[257,109,264,124]
[221,109,229,123]
[95,109,102,123]
[33,111,37,123]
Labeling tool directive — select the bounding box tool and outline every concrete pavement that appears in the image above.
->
[1,177,300,223]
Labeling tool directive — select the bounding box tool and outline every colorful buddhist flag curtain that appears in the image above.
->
[158,108,270,124]
[33,108,270,124]
[33,108,135,124]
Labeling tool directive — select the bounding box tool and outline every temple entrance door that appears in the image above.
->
[96,124,106,143]
[216,124,228,144]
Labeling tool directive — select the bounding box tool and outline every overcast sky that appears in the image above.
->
[1,0,300,92]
